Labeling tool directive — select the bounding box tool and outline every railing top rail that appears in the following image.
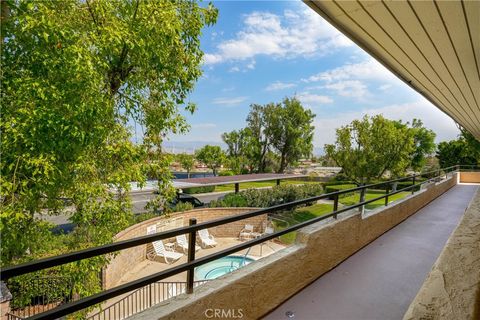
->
[0,165,461,280]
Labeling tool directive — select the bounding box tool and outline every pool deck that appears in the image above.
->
[99,238,285,310]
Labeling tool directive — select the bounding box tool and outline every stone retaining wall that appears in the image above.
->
[403,187,480,320]
[103,208,265,289]
[130,174,457,320]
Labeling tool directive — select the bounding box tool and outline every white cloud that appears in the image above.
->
[378,84,392,91]
[212,96,248,106]
[204,7,353,65]
[313,99,459,151]
[303,58,397,83]
[229,66,241,73]
[265,81,297,91]
[323,80,368,99]
[191,123,217,129]
[297,92,334,108]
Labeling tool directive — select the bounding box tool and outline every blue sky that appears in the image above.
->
[165,1,460,154]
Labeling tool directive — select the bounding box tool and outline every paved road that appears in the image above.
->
[264,185,478,320]
[38,190,231,233]
[130,190,228,214]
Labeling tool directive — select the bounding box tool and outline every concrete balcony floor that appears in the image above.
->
[264,185,478,320]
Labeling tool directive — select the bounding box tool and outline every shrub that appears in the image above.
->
[210,183,323,208]
[182,185,216,194]
[171,202,194,212]
[219,170,236,176]
[324,184,357,199]
[209,193,248,207]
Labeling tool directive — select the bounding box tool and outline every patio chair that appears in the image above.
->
[176,234,201,254]
[147,240,183,264]
[198,229,217,248]
[259,225,276,256]
[263,226,275,235]
[239,224,260,241]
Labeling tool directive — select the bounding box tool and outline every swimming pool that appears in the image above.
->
[195,255,254,280]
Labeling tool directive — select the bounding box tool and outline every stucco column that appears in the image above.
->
[0,281,12,320]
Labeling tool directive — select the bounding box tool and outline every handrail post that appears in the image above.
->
[411,175,416,195]
[186,218,197,294]
[333,194,339,218]
[385,183,389,206]
[359,186,366,213]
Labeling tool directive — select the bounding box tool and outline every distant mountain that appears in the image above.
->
[162,140,226,154]
[163,141,324,156]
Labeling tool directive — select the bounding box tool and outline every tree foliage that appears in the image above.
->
[222,97,315,173]
[325,115,415,184]
[408,119,436,171]
[436,129,480,168]
[176,153,195,178]
[266,97,315,173]
[0,0,217,303]
[195,145,226,176]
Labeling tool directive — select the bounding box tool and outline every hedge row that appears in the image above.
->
[182,185,216,194]
[209,183,323,208]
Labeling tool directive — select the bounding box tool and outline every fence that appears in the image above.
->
[87,280,208,320]
[6,276,74,319]
[1,165,475,320]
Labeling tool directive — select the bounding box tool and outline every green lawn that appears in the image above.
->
[339,189,410,210]
[214,179,317,192]
[272,188,411,244]
[272,203,334,244]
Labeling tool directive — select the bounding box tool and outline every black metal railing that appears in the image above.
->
[6,313,25,320]
[6,276,74,319]
[87,280,208,320]
[1,165,475,320]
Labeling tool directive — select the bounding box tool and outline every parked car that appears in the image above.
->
[171,192,205,208]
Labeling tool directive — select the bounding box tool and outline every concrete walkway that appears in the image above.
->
[264,185,478,320]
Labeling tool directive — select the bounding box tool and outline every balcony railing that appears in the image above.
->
[0,165,473,319]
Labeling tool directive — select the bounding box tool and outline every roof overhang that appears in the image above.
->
[305,0,480,140]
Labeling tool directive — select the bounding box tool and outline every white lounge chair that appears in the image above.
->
[259,225,276,256]
[176,234,201,254]
[198,229,217,248]
[147,240,183,264]
[263,226,274,235]
[239,224,260,241]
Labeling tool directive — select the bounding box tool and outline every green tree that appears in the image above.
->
[176,153,195,178]
[436,130,480,168]
[246,104,274,172]
[195,145,226,176]
[408,119,436,171]
[222,128,257,173]
[1,0,217,301]
[325,115,415,185]
[265,97,315,173]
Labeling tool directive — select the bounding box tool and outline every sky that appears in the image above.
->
[165,0,460,155]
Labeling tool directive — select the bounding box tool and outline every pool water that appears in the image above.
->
[195,255,254,280]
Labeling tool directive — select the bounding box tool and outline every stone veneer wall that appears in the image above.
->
[103,208,265,290]
[130,174,457,320]
[403,187,480,320]
[459,171,480,183]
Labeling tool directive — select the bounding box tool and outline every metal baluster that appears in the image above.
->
[333,194,339,219]
[385,183,389,206]
[187,218,197,294]
[412,175,416,194]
